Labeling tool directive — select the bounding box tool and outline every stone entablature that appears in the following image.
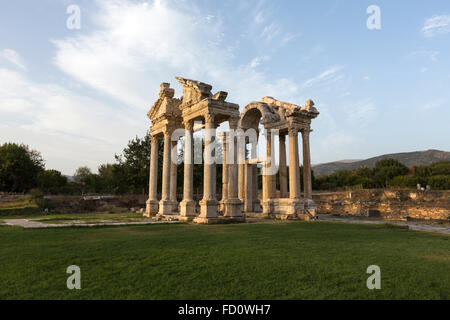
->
[144,77,319,223]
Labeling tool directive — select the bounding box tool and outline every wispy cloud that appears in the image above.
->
[343,98,376,127]
[409,50,439,62]
[1,49,27,70]
[422,14,450,37]
[301,66,344,89]
[420,99,445,111]
[261,23,281,42]
[249,55,270,68]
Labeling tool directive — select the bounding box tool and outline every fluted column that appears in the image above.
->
[145,135,159,216]
[159,130,176,215]
[288,128,301,199]
[220,132,228,205]
[263,130,274,200]
[180,121,196,218]
[224,117,243,219]
[161,132,171,201]
[302,129,313,199]
[197,113,219,221]
[170,139,178,205]
[262,129,274,215]
[203,114,215,201]
[279,134,288,198]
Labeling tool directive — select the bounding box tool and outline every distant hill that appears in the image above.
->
[312,150,450,176]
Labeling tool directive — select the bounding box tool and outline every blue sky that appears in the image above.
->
[0,0,449,175]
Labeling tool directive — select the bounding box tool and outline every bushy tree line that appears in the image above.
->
[1,138,449,195]
[314,159,450,190]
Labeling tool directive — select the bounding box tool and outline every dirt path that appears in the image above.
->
[2,219,180,229]
[318,216,450,235]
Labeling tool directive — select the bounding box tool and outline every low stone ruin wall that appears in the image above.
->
[42,195,148,214]
[313,189,450,221]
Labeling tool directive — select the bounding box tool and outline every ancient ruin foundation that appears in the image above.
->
[144,77,319,223]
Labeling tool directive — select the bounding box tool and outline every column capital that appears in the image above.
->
[184,120,194,131]
[204,113,215,124]
[229,115,240,130]
[301,128,312,135]
[288,127,298,137]
[150,134,158,143]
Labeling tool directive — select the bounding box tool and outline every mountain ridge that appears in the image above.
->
[312,149,450,176]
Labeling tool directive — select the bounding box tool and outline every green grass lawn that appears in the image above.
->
[0,221,448,300]
[32,212,146,224]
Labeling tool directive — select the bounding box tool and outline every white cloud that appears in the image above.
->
[52,0,312,110]
[0,68,141,174]
[1,49,26,70]
[422,15,450,37]
[1,0,351,174]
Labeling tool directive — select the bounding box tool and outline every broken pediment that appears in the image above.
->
[176,76,213,106]
[147,82,182,122]
[261,96,319,119]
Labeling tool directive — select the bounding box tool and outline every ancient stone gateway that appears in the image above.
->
[144,77,319,223]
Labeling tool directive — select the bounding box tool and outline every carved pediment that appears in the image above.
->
[176,76,212,106]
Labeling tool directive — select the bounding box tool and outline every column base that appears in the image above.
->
[144,199,159,217]
[193,217,220,224]
[252,199,262,213]
[262,199,274,217]
[199,199,219,219]
[224,198,243,218]
[304,199,317,218]
[179,199,197,218]
[218,200,226,214]
[158,200,178,216]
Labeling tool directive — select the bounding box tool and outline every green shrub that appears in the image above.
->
[427,175,450,190]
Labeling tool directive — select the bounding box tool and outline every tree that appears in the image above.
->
[0,143,45,192]
[37,169,68,192]
[373,159,409,187]
[73,166,92,185]
[114,133,152,194]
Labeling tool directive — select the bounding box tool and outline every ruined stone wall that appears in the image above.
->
[43,195,148,214]
[313,189,450,221]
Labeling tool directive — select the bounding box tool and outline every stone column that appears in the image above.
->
[197,114,219,222]
[219,132,228,212]
[145,135,159,216]
[262,129,273,215]
[302,129,313,200]
[279,134,288,198]
[180,121,196,219]
[170,140,178,207]
[288,128,301,199]
[159,130,175,215]
[224,117,243,219]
